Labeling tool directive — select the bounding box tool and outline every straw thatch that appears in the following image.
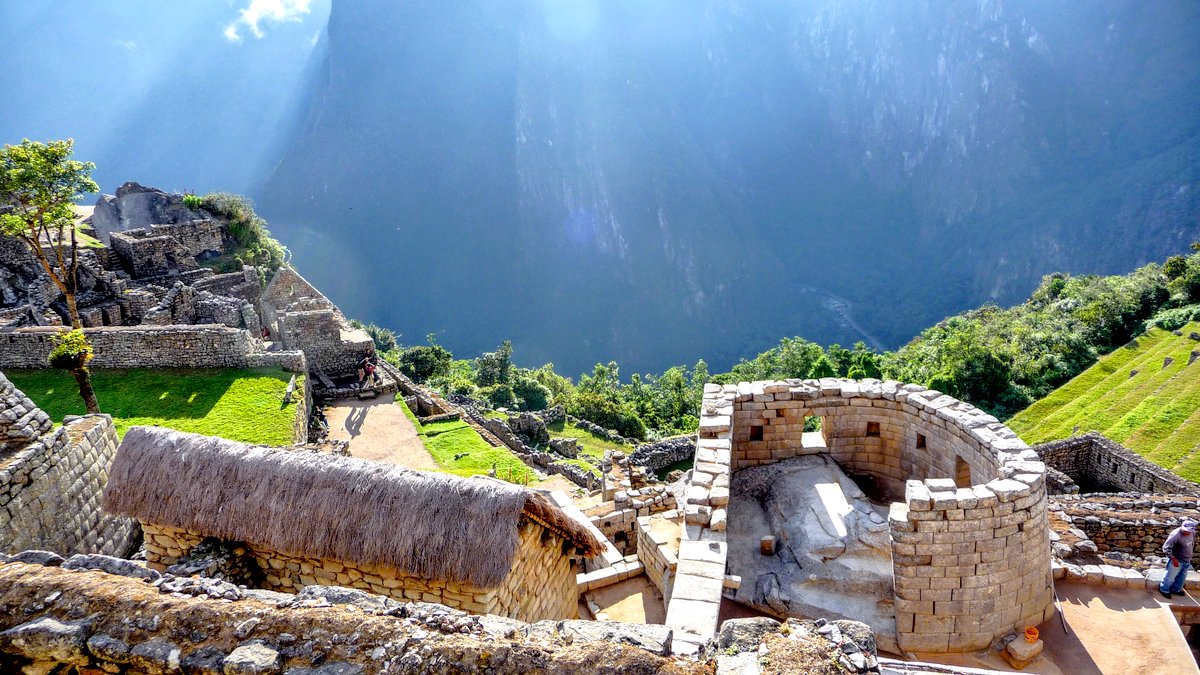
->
[103,427,602,588]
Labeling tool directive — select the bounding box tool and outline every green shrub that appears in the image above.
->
[350,319,398,352]
[182,193,203,209]
[397,344,452,382]
[481,383,516,409]
[198,192,289,274]
[569,391,646,440]
[512,377,551,411]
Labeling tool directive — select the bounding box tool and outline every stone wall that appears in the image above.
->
[637,512,681,603]
[279,309,374,378]
[1034,433,1200,496]
[109,220,227,278]
[0,374,137,557]
[630,436,696,472]
[690,378,1054,655]
[0,325,305,373]
[141,516,579,624]
[587,486,677,555]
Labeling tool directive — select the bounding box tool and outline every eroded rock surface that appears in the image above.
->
[727,456,895,647]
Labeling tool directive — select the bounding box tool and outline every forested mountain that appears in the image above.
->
[260,0,1200,374]
[3,1,1198,376]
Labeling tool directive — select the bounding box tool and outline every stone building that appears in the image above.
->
[102,427,603,623]
[0,372,137,557]
[664,378,1054,655]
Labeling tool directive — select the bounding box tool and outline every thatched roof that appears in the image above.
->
[103,427,603,588]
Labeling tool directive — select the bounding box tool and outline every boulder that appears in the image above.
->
[0,617,90,666]
[10,550,65,567]
[292,585,396,613]
[529,620,673,656]
[715,617,781,654]
[223,642,281,675]
[180,646,227,675]
[86,634,132,664]
[128,639,182,675]
[62,553,161,582]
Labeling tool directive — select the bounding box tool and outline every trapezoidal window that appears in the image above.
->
[749,425,764,441]
[916,433,927,449]
[866,422,880,437]
[955,456,972,488]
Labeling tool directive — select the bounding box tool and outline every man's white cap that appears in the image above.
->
[1183,519,1197,532]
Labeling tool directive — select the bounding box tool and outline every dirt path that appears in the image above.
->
[323,399,437,470]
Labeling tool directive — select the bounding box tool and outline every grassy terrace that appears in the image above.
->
[547,418,626,463]
[1008,321,1200,480]
[396,398,533,482]
[6,368,299,446]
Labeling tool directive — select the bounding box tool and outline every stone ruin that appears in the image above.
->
[668,378,1056,656]
[0,183,378,400]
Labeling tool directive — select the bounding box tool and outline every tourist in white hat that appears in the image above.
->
[1160,518,1198,599]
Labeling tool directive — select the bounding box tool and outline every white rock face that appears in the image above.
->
[727,455,895,641]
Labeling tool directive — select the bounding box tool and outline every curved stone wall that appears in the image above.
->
[695,378,1053,654]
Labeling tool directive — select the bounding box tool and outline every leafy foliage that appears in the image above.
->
[0,138,99,327]
[48,329,94,370]
[198,192,289,275]
[349,319,398,352]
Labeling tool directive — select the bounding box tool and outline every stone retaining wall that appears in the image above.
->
[588,486,676,555]
[637,512,680,604]
[0,374,137,557]
[0,325,305,373]
[630,436,696,472]
[1034,433,1200,496]
[687,378,1054,655]
[141,516,579,623]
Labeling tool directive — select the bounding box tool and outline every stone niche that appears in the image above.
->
[701,379,1054,654]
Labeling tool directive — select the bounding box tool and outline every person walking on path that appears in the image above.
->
[1160,518,1197,599]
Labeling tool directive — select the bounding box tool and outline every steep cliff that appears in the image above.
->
[257,0,1200,374]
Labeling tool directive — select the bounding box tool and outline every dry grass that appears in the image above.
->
[104,427,600,588]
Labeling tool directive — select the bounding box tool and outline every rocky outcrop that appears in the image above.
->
[90,182,208,243]
[0,559,703,674]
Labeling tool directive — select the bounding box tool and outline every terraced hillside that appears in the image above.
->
[1008,322,1200,480]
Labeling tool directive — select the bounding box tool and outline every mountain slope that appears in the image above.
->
[1008,322,1200,479]
[257,0,1200,375]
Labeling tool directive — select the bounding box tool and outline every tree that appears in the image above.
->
[0,139,99,326]
[49,330,100,414]
[0,139,101,412]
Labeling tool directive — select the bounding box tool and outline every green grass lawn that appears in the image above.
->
[6,368,299,446]
[547,418,626,462]
[396,399,534,482]
[1007,321,1200,480]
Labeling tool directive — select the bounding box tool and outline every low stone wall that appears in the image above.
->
[567,416,631,445]
[141,516,579,624]
[1034,433,1200,496]
[0,374,137,556]
[630,436,696,471]
[588,486,677,556]
[637,512,680,603]
[1053,493,1200,560]
[0,325,304,373]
